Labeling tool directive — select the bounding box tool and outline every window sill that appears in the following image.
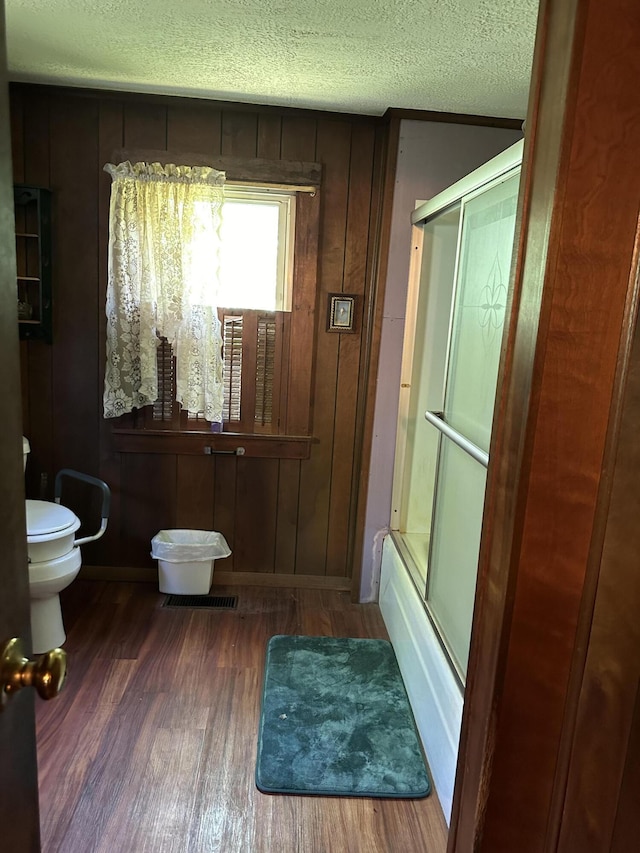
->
[111,429,314,460]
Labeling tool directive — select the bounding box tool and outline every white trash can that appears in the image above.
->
[151,529,231,595]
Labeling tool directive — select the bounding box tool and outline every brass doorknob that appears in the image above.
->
[0,637,67,706]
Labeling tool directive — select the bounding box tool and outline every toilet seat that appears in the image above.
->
[26,499,81,562]
[26,499,78,536]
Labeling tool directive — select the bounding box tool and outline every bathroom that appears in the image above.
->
[5,10,640,845]
[14,88,523,600]
[7,83,520,844]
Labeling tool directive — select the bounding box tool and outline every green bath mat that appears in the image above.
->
[255,635,431,798]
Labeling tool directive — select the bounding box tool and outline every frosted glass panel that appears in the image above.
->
[444,174,519,452]
[398,205,460,586]
[427,440,487,675]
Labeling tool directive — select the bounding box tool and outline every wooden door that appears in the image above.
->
[0,3,41,850]
[555,302,640,850]
[448,0,640,849]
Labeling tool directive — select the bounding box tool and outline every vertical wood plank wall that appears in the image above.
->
[11,84,382,588]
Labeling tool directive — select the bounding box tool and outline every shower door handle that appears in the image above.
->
[424,410,489,468]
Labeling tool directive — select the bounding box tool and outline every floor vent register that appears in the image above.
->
[163,594,239,610]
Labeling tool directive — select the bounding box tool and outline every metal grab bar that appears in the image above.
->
[54,468,111,546]
[424,411,489,468]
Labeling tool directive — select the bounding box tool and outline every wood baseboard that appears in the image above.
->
[212,572,352,590]
[81,565,352,591]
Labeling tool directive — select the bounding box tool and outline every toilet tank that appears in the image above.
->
[22,436,30,472]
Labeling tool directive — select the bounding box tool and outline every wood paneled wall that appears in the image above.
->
[11,84,385,588]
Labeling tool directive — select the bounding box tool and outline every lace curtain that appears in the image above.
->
[103,161,226,422]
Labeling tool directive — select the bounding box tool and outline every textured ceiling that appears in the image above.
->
[5,0,538,117]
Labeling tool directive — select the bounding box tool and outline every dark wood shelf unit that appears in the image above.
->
[14,184,52,342]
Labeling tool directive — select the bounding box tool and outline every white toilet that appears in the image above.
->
[23,438,110,653]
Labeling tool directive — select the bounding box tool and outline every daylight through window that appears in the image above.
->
[218,186,295,311]
[149,183,301,434]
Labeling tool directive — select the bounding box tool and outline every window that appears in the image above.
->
[109,155,321,454]
[148,185,298,435]
[219,186,295,311]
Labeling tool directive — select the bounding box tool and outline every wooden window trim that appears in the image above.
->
[112,429,315,460]
[111,149,322,189]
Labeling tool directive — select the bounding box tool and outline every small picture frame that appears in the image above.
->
[327,293,357,333]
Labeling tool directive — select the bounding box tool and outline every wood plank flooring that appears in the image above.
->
[36,581,448,852]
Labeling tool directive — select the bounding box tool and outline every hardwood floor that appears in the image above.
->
[36,581,448,852]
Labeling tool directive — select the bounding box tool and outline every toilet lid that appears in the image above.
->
[25,499,79,536]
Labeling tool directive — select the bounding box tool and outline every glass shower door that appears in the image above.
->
[395,204,461,589]
[425,172,519,677]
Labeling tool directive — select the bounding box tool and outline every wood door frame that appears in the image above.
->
[0,0,42,849]
[555,264,640,850]
[350,116,399,600]
[448,0,640,849]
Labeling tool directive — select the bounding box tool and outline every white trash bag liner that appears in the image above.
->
[152,529,231,595]
[151,529,231,563]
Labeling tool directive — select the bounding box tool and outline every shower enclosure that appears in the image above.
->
[390,141,522,681]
